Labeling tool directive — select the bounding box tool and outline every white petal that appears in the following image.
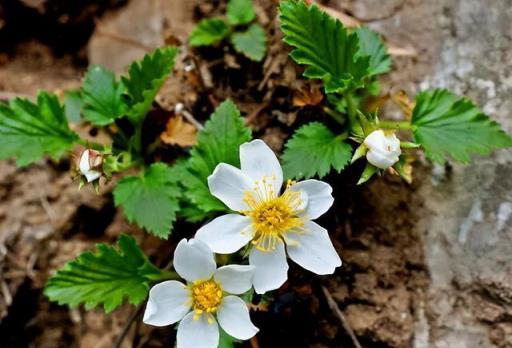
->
[177,312,219,348]
[195,214,253,254]
[240,139,283,195]
[214,265,254,295]
[288,180,334,219]
[79,149,91,173]
[174,239,216,282]
[217,296,259,340]
[208,163,253,211]
[143,281,190,327]
[249,240,289,294]
[366,150,399,169]
[84,170,101,183]
[286,221,341,275]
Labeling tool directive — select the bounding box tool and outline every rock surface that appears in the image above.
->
[416,0,512,347]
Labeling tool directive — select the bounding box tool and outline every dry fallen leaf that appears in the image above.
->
[292,85,324,107]
[391,90,415,119]
[160,115,197,147]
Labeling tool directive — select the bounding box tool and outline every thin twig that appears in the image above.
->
[113,303,145,348]
[249,336,261,348]
[321,285,363,348]
[181,109,204,131]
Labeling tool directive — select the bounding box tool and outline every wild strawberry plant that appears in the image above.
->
[279,0,512,183]
[189,0,267,61]
[0,0,510,348]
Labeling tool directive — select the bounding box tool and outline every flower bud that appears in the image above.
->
[363,129,401,169]
[78,149,103,183]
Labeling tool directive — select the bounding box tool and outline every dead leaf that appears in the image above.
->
[365,93,390,113]
[249,302,269,312]
[292,85,324,107]
[387,42,418,57]
[160,115,197,147]
[391,90,415,118]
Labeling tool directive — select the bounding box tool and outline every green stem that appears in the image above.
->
[345,93,357,128]
[323,106,345,126]
[379,120,412,130]
[76,139,104,150]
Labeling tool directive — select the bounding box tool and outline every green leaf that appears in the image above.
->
[113,163,181,238]
[122,47,178,125]
[412,89,512,163]
[64,90,84,123]
[279,0,370,93]
[226,0,256,25]
[230,23,267,61]
[0,91,79,166]
[81,65,127,126]
[45,234,162,313]
[355,27,391,76]
[283,122,352,179]
[182,100,252,214]
[357,162,378,185]
[189,18,230,47]
[219,327,240,348]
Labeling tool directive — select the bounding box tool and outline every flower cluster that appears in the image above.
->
[144,139,341,348]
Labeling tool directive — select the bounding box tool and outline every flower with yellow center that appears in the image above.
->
[143,239,258,348]
[196,139,342,294]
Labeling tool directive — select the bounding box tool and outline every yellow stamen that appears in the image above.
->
[188,279,223,321]
[242,177,305,252]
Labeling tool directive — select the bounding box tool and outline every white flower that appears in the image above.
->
[143,238,258,348]
[363,130,401,169]
[78,149,103,182]
[195,139,341,294]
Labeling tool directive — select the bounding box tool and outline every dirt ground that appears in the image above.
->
[0,1,510,348]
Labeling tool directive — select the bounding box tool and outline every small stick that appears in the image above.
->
[250,336,261,348]
[181,109,204,131]
[321,285,363,348]
[113,303,145,348]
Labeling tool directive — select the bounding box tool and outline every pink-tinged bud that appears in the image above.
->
[78,149,103,183]
[363,130,401,169]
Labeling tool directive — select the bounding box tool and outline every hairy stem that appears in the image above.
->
[323,106,346,126]
[345,93,358,129]
[379,120,412,130]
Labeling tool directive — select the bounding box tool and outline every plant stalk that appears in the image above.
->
[379,120,412,130]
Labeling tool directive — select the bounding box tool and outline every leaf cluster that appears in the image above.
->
[189,0,267,61]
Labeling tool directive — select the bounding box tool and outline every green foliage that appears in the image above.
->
[356,27,391,76]
[189,18,230,46]
[231,24,267,61]
[179,100,252,217]
[64,90,83,123]
[189,0,266,62]
[113,163,181,238]
[283,122,352,179]
[0,91,78,166]
[81,65,127,126]
[227,0,256,25]
[122,47,178,125]
[279,0,370,93]
[412,89,512,163]
[45,234,163,313]
[219,328,240,348]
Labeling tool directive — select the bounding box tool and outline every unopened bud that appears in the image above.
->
[363,130,401,169]
[78,149,103,183]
